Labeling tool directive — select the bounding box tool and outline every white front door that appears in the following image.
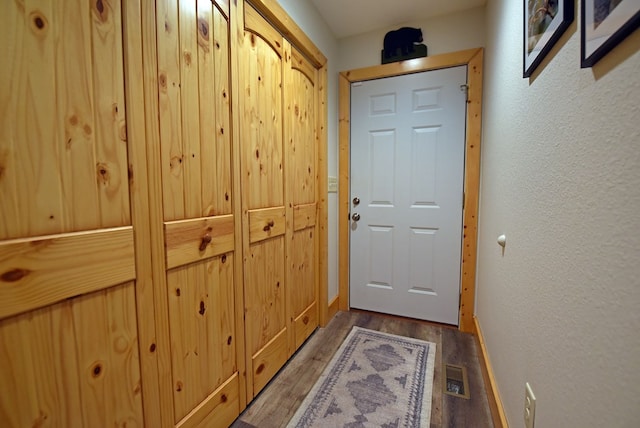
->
[349,66,467,325]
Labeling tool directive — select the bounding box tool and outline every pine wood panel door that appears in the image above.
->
[240,4,289,400]
[286,48,319,350]
[239,3,320,401]
[0,1,147,426]
[152,0,241,426]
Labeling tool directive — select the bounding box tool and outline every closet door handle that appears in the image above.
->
[199,234,212,251]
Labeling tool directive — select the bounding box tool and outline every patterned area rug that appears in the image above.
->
[287,327,436,428]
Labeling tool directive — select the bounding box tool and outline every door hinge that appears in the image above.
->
[460,84,469,102]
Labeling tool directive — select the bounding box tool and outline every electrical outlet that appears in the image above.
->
[524,382,536,428]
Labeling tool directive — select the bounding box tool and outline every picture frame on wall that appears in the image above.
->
[524,0,575,77]
[581,0,640,67]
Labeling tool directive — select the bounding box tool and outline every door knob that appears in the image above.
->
[352,197,360,206]
[352,213,361,222]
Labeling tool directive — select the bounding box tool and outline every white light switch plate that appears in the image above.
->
[328,176,338,193]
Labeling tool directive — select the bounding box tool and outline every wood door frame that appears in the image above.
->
[338,48,484,333]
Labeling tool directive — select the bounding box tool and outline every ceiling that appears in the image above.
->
[309,0,486,39]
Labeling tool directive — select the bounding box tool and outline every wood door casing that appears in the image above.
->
[154,0,240,426]
[0,1,145,426]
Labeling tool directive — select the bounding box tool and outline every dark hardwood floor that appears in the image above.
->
[231,310,493,428]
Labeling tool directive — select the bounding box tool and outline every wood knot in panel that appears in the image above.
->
[176,381,183,392]
[256,363,265,375]
[95,0,108,22]
[158,72,168,92]
[184,51,192,66]
[263,220,274,232]
[221,394,228,403]
[29,11,48,33]
[303,315,309,325]
[221,254,227,263]
[1,268,31,282]
[170,155,184,173]
[199,234,212,251]
[91,362,103,378]
[96,162,110,185]
[198,18,210,46]
[199,301,206,316]
[227,336,232,345]
[149,343,157,353]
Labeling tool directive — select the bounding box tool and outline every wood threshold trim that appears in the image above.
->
[474,316,509,428]
[338,48,483,332]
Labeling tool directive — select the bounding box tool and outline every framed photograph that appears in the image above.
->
[581,0,640,67]
[524,0,575,77]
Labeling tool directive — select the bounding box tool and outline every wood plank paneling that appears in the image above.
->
[55,0,100,232]
[167,254,236,422]
[290,229,315,326]
[157,0,186,221]
[0,227,135,319]
[179,0,204,219]
[242,12,284,210]
[245,238,286,355]
[199,3,233,217]
[0,0,25,238]
[164,215,235,269]
[91,0,131,228]
[0,283,144,427]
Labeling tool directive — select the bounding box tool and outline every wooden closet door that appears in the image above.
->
[239,3,320,401]
[152,0,242,426]
[0,1,148,426]
[286,48,319,350]
[240,4,288,399]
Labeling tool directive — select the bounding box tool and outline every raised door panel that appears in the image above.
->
[155,0,239,426]
[0,1,144,426]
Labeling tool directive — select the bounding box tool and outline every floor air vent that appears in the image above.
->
[444,363,470,399]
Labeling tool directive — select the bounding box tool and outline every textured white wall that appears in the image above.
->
[274,0,340,302]
[338,6,486,71]
[477,0,640,427]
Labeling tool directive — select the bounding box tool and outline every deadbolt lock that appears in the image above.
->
[352,197,360,206]
[352,213,361,222]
